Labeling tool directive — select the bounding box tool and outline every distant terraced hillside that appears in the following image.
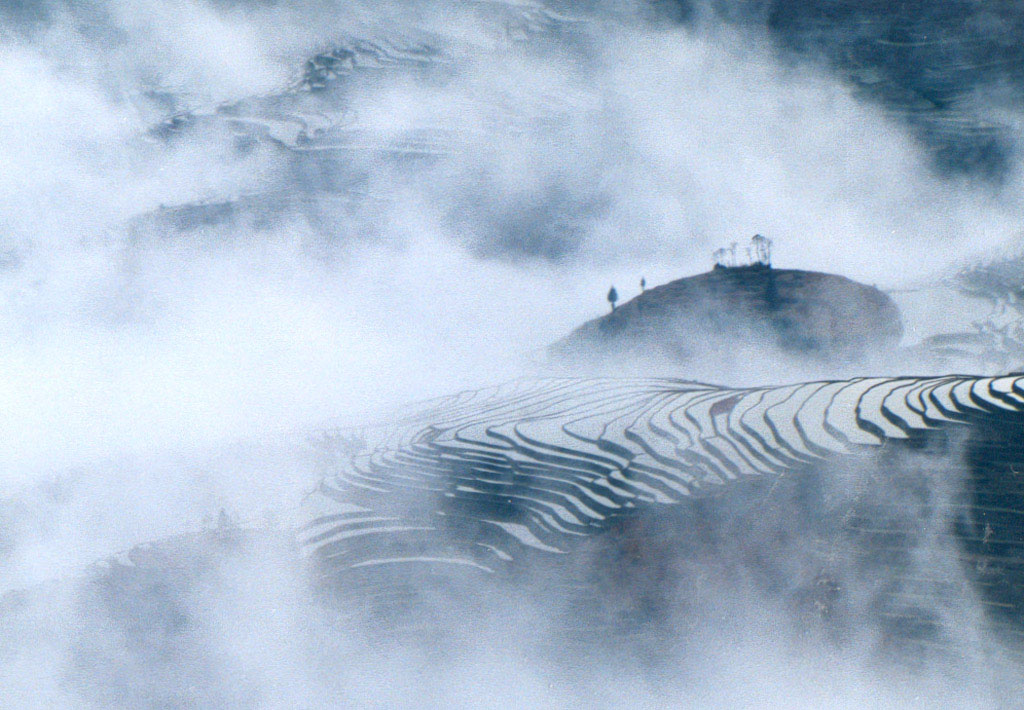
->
[120,0,1024,260]
[697,0,1024,178]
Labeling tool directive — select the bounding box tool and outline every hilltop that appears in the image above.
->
[550,265,903,374]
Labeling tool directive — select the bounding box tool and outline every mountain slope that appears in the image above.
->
[550,265,903,373]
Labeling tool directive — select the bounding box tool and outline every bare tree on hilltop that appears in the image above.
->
[714,234,772,269]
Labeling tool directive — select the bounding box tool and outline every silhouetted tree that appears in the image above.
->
[215,507,238,542]
[640,277,646,292]
[218,508,233,530]
[751,234,772,266]
[607,286,618,311]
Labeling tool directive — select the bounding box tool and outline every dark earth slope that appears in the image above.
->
[550,265,903,371]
